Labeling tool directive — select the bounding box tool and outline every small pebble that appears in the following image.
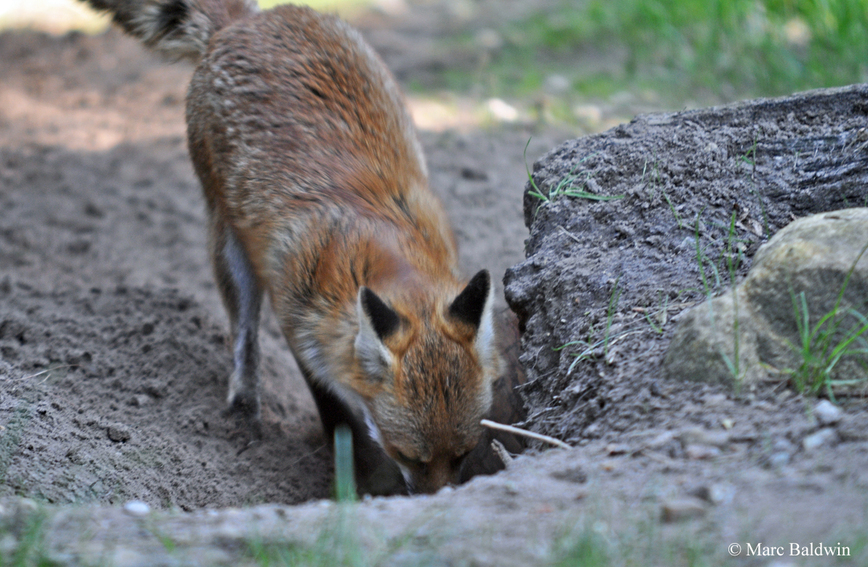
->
[128,394,151,407]
[486,98,518,122]
[814,399,843,426]
[768,451,791,468]
[802,428,837,451]
[707,483,736,505]
[107,423,132,443]
[685,444,721,460]
[123,500,150,517]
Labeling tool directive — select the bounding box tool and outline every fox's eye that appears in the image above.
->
[395,450,422,466]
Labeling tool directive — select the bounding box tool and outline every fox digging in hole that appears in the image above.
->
[80,0,503,495]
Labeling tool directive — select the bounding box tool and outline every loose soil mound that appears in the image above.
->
[505,84,868,441]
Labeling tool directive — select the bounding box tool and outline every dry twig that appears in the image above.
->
[480,419,571,449]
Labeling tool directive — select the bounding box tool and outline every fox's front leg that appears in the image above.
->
[209,212,264,421]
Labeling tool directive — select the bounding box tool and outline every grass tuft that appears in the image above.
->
[528,151,623,210]
[787,240,868,398]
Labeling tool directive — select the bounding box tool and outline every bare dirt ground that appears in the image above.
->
[2,1,868,565]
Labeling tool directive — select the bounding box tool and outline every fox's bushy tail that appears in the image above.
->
[83,0,258,61]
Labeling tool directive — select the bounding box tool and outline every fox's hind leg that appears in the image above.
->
[209,211,264,421]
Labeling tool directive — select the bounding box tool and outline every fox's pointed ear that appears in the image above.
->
[355,287,398,380]
[448,270,491,329]
[359,287,400,340]
[449,270,498,375]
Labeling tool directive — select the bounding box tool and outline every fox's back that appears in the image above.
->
[185,6,453,265]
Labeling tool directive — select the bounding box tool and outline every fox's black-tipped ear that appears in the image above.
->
[449,270,491,329]
[356,288,398,380]
[359,287,400,341]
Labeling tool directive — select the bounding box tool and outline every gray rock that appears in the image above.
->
[123,500,150,517]
[107,423,132,443]
[664,208,868,392]
[802,428,838,451]
[767,451,791,468]
[128,394,151,407]
[813,399,843,426]
[707,483,736,505]
[663,289,764,388]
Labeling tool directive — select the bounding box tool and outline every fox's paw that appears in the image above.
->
[225,390,260,417]
[226,366,261,418]
[223,389,262,439]
[224,390,261,421]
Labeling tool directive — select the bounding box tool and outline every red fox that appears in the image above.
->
[81,0,501,494]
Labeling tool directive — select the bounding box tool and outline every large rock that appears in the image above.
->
[664,208,868,393]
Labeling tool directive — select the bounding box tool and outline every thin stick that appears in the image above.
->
[480,419,571,449]
[490,439,512,467]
